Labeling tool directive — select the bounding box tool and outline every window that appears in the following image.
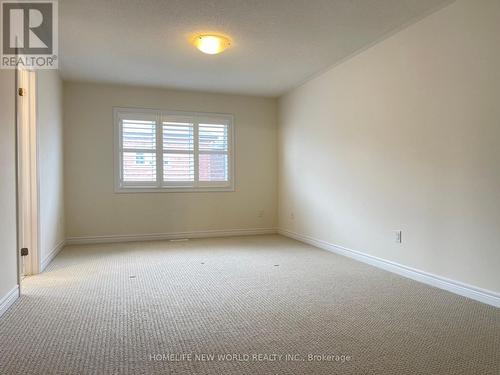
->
[114,108,234,192]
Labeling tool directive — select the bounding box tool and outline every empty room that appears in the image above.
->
[1,0,499,374]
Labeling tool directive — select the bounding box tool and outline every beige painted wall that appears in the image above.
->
[63,82,278,238]
[0,70,19,300]
[279,0,500,292]
[38,70,65,267]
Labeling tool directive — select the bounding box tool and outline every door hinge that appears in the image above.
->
[18,87,26,96]
[20,248,29,256]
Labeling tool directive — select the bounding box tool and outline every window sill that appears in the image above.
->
[114,185,235,193]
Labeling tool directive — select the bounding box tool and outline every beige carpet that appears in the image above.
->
[0,235,499,374]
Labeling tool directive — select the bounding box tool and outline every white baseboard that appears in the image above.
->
[0,285,19,318]
[66,228,278,245]
[41,240,66,272]
[279,229,500,308]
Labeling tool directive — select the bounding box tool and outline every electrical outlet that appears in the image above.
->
[258,210,264,218]
[290,212,295,220]
[394,230,402,243]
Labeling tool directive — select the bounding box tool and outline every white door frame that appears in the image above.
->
[16,68,40,277]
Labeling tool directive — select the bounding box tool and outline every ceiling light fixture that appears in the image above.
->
[193,35,231,55]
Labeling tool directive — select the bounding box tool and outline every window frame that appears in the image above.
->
[114,107,234,193]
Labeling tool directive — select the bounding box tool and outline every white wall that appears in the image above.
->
[0,70,19,309]
[37,70,65,269]
[63,82,277,239]
[279,0,500,293]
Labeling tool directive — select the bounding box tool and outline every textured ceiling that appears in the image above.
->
[59,0,453,96]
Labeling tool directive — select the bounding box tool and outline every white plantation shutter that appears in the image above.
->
[162,122,194,183]
[115,108,233,191]
[198,123,229,182]
[119,115,158,185]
